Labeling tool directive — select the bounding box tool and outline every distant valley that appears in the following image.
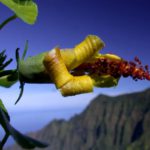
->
[6,88,150,150]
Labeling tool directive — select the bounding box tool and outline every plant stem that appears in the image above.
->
[0,14,17,30]
[0,133,9,149]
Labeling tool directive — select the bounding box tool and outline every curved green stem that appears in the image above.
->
[0,133,9,149]
[0,14,17,30]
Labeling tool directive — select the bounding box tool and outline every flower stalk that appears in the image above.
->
[0,14,17,30]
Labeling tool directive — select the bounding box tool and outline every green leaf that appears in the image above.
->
[0,99,8,114]
[22,40,28,60]
[0,75,18,88]
[0,0,38,24]
[0,50,13,71]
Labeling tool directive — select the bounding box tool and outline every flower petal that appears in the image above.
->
[91,74,120,87]
[43,48,73,89]
[60,75,93,96]
[60,35,105,70]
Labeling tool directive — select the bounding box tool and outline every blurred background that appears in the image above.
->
[0,0,150,146]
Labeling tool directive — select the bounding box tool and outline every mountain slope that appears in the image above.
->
[6,88,150,150]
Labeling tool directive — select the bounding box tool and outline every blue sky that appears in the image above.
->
[0,0,150,112]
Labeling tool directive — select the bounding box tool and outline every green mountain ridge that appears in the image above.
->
[6,88,150,150]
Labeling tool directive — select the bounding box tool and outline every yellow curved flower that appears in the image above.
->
[43,35,121,96]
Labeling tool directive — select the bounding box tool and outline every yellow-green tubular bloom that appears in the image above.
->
[95,53,122,61]
[43,47,94,96]
[43,48,73,89]
[73,35,105,68]
[60,35,105,70]
[59,49,76,70]
[17,34,121,97]
[60,75,93,96]
[43,35,121,96]
[89,53,121,87]
[90,74,119,87]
